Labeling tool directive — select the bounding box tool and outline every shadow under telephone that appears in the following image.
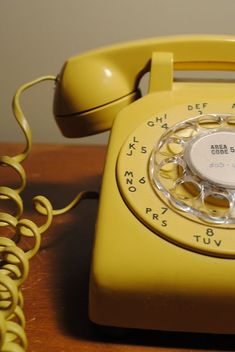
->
[2,35,235,351]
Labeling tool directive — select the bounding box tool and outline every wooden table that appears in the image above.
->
[0,143,234,352]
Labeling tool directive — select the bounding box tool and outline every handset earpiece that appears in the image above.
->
[54,35,235,137]
[53,45,144,137]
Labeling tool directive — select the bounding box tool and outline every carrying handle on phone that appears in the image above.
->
[54,35,235,137]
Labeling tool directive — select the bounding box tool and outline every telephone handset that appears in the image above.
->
[2,36,235,351]
[54,35,235,136]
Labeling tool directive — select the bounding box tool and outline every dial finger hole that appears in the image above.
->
[203,191,232,218]
[226,115,235,127]
[152,158,186,194]
[198,114,223,129]
[157,142,173,157]
[157,158,185,180]
[166,138,185,155]
[172,122,198,140]
[173,178,201,201]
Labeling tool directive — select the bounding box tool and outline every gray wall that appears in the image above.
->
[1,0,235,145]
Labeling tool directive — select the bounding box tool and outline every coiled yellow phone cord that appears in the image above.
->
[0,76,98,351]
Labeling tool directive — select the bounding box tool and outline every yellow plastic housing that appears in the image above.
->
[52,35,235,333]
[89,81,235,334]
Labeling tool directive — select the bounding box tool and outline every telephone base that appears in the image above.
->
[89,82,235,335]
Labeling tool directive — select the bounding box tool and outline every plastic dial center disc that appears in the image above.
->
[184,129,235,188]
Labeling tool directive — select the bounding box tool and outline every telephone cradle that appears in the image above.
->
[3,35,235,352]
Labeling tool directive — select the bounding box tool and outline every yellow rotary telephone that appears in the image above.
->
[2,35,235,351]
